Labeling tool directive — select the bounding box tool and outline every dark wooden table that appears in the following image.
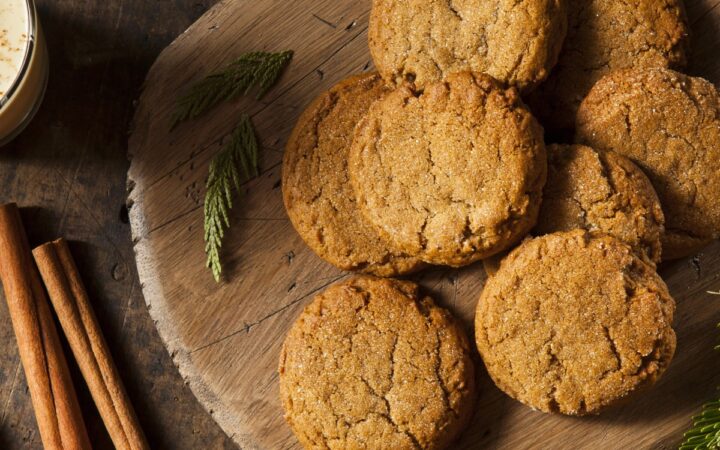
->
[0,1,236,448]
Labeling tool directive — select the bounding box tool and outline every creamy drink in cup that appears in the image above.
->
[0,0,48,146]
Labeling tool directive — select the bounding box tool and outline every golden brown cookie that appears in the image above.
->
[279,276,475,450]
[368,0,567,91]
[349,72,547,267]
[282,73,422,276]
[475,230,676,415]
[537,144,664,263]
[576,68,720,260]
[526,0,688,135]
[483,144,665,276]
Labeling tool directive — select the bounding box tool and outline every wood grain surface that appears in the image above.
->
[0,1,236,449]
[128,1,720,449]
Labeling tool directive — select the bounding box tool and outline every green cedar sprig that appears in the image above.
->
[172,50,293,128]
[174,50,292,281]
[681,399,720,449]
[203,114,258,282]
[680,315,720,450]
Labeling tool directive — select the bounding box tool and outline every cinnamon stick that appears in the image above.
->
[33,238,149,450]
[0,203,91,450]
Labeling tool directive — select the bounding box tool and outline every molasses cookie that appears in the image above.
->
[279,276,475,450]
[576,68,720,259]
[349,72,547,267]
[369,0,567,91]
[484,144,665,276]
[475,230,676,415]
[283,73,422,276]
[526,0,688,135]
[537,144,664,262]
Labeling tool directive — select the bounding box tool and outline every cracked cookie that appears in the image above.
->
[526,0,688,136]
[484,144,665,276]
[282,73,422,276]
[349,72,547,267]
[279,276,475,450]
[536,144,664,262]
[475,230,676,415]
[368,0,567,91]
[576,67,720,259]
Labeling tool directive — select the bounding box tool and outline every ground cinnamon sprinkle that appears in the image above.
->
[0,0,29,97]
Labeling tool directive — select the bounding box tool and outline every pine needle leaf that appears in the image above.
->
[172,50,293,128]
[680,321,720,449]
[203,114,259,282]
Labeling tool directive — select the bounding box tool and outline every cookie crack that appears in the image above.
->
[446,0,463,21]
[387,334,399,399]
[543,329,565,412]
[349,297,421,447]
[381,334,424,448]
[309,92,340,151]
[600,326,622,380]
[404,430,423,450]
[418,214,430,250]
[432,330,454,417]
[423,304,467,426]
[506,28,540,83]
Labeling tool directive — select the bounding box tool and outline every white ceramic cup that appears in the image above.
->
[0,0,49,147]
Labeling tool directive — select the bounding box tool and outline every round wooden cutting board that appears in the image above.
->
[127,1,720,448]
